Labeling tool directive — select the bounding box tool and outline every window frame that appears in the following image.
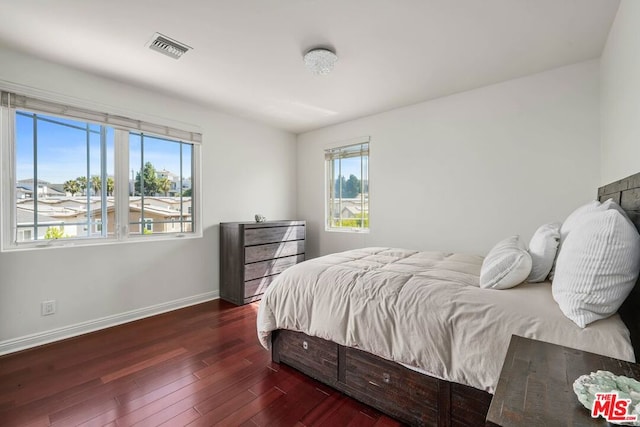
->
[324,137,370,233]
[0,88,203,252]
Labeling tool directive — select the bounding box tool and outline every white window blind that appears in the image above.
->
[0,91,202,144]
[324,142,369,161]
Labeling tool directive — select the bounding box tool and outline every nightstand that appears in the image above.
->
[486,335,640,426]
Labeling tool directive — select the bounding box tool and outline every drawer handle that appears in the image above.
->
[382,373,391,384]
[369,373,390,387]
[302,340,309,350]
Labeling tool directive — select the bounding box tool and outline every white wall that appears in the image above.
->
[297,61,600,258]
[600,0,640,184]
[0,47,297,350]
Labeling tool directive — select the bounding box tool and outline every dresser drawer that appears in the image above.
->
[244,274,279,299]
[345,348,439,425]
[244,254,304,281]
[244,225,305,246]
[275,330,338,383]
[244,240,305,264]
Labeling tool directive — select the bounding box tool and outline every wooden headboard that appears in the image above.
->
[598,172,640,356]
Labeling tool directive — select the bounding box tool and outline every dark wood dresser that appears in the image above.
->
[219,220,306,305]
[486,335,640,426]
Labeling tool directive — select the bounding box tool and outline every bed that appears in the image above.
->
[256,172,640,426]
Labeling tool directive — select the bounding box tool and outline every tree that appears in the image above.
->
[76,176,87,195]
[333,212,369,228]
[182,188,192,197]
[338,213,369,229]
[63,179,80,196]
[134,162,158,196]
[344,174,361,198]
[91,175,101,195]
[106,177,115,196]
[45,226,67,239]
[334,174,361,198]
[158,177,171,196]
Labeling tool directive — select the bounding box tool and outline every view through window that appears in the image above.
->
[5,99,199,249]
[15,111,114,242]
[129,133,193,235]
[325,140,369,231]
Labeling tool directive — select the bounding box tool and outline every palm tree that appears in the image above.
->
[76,176,87,195]
[158,177,171,196]
[91,176,101,195]
[106,177,115,196]
[63,179,80,196]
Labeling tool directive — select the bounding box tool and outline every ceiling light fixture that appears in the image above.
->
[303,48,338,75]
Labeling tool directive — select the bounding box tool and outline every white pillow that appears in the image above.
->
[527,223,561,282]
[550,199,629,280]
[559,199,629,242]
[480,236,532,290]
[552,209,640,328]
[559,200,601,242]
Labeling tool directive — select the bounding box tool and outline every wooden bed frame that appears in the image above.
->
[270,171,640,426]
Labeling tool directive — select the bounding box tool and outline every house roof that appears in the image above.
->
[16,208,60,225]
[16,197,190,220]
[128,205,186,218]
[341,206,363,216]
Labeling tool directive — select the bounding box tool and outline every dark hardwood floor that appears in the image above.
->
[0,299,403,426]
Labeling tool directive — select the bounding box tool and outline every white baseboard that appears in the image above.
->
[0,291,219,356]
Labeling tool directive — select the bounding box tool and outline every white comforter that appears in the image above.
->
[257,247,635,393]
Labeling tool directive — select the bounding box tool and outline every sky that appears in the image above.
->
[332,156,368,181]
[16,111,192,184]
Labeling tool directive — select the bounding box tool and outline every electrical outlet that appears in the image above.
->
[41,300,56,316]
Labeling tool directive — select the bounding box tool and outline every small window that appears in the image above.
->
[18,229,32,242]
[325,139,369,231]
[138,218,153,234]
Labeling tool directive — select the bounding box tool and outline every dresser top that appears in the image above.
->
[220,220,305,228]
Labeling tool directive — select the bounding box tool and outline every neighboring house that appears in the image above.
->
[128,196,193,233]
[16,185,32,199]
[128,205,193,234]
[16,208,61,241]
[331,197,368,220]
[181,177,192,192]
[16,179,65,198]
[156,169,178,196]
[15,196,192,240]
[341,205,364,219]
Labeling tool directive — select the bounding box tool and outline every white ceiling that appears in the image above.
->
[0,0,620,134]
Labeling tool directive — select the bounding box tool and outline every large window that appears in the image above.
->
[325,139,369,231]
[1,90,201,250]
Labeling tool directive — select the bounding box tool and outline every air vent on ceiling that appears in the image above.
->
[147,33,192,59]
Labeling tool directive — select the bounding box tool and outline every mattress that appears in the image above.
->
[257,247,634,393]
